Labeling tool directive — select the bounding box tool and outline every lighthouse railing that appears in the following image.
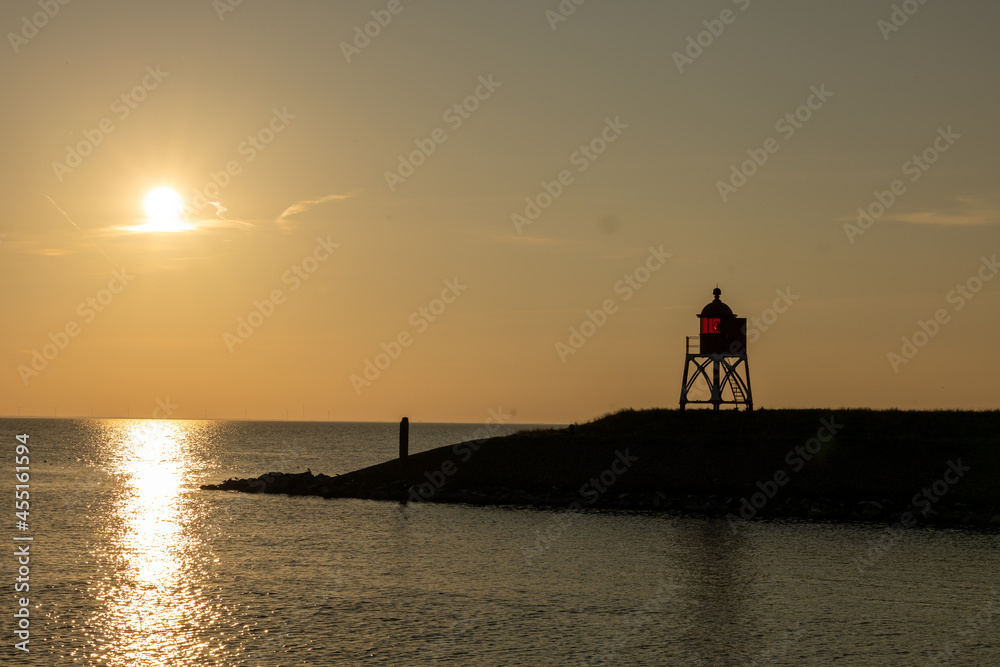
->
[686,336,699,354]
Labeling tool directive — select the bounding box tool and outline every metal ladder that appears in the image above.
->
[728,375,746,405]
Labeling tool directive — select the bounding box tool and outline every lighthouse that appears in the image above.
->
[679,287,753,411]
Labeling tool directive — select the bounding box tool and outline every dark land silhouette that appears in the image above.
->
[201,408,1000,527]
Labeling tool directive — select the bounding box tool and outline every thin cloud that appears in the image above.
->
[43,194,120,268]
[30,247,73,257]
[486,234,650,259]
[111,218,255,236]
[205,200,228,217]
[43,195,84,232]
[276,193,356,228]
[886,196,1000,227]
[491,234,583,247]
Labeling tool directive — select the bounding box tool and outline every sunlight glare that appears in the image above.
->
[140,187,191,232]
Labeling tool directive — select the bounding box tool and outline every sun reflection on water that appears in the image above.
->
[85,420,224,666]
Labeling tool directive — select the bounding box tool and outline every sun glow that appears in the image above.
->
[139,186,191,232]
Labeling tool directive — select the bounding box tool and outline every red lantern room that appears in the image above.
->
[697,287,747,355]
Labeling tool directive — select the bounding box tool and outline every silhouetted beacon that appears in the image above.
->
[679,287,753,411]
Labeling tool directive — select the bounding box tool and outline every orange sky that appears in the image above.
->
[2,1,999,423]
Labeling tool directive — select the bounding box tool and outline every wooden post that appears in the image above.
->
[399,417,409,465]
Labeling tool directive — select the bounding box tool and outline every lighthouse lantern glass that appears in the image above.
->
[701,317,722,334]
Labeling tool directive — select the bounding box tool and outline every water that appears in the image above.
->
[5,418,999,665]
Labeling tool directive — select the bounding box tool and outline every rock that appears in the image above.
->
[511,490,535,504]
[860,501,884,520]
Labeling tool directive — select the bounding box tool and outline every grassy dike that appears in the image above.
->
[200,409,1000,527]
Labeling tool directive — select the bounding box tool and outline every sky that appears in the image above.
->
[1,0,999,424]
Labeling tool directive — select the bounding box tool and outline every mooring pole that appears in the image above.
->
[399,417,409,466]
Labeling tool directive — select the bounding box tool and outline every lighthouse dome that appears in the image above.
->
[699,288,735,319]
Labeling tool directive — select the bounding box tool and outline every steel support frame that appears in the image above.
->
[679,353,753,411]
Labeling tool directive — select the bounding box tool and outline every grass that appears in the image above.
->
[333,408,1000,506]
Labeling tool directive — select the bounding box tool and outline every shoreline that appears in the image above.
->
[201,469,1000,529]
[200,408,1000,529]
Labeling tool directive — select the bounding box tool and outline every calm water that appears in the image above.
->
[4,418,999,666]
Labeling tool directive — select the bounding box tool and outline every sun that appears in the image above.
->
[141,187,190,232]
